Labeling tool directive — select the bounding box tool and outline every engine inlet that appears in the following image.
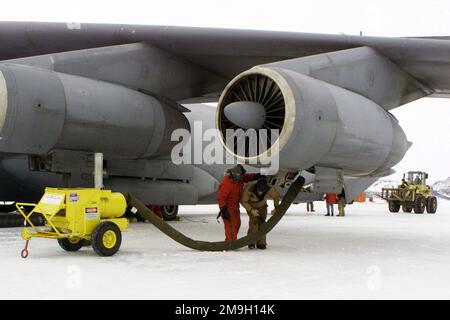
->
[217,73,286,158]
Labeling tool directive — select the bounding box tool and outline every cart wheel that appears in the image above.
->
[58,238,84,252]
[426,196,437,214]
[388,201,400,213]
[92,221,122,257]
[413,195,426,214]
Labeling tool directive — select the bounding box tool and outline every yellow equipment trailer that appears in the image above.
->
[17,188,128,258]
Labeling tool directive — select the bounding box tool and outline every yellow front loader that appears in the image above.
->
[381,171,437,214]
[17,188,128,258]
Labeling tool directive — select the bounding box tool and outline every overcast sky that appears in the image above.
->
[0,0,449,183]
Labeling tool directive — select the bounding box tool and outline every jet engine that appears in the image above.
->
[216,66,410,176]
[0,64,189,158]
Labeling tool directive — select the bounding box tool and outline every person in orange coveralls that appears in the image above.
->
[217,164,262,241]
[324,193,337,216]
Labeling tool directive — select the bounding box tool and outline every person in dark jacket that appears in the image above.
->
[337,189,346,217]
[241,178,280,249]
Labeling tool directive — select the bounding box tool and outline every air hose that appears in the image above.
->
[0,212,45,228]
[125,175,305,251]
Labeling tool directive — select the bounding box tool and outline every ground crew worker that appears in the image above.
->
[337,189,346,217]
[217,165,261,241]
[304,186,315,212]
[306,202,315,212]
[324,193,337,216]
[240,178,280,250]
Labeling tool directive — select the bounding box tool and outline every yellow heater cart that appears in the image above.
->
[17,188,128,258]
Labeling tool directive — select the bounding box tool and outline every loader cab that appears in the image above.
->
[405,171,428,186]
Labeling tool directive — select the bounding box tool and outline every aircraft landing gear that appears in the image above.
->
[160,205,179,221]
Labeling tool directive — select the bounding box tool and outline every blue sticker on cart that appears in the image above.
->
[69,193,79,202]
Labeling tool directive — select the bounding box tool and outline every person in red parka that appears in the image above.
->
[217,164,261,241]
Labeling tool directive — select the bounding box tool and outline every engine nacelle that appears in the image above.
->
[216,66,411,176]
[0,64,189,158]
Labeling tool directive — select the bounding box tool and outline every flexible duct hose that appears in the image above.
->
[125,175,305,251]
[0,213,45,228]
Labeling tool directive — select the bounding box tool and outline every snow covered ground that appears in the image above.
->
[1,200,450,300]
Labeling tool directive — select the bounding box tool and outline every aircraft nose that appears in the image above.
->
[0,71,7,134]
[223,101,266,130]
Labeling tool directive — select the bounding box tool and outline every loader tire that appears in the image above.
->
[92,221,122,257]
[402,204,413,213]
[388,201,400,213]
[413,195,426,214]
[426,196,437,214]
[58,238,84,252]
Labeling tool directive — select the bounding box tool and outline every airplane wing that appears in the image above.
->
[2,22,450,106]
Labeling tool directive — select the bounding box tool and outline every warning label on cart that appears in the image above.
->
[41,193,65,205]
[85,207,99,220]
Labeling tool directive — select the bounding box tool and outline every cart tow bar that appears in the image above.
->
[126,175,305,251]
[21,240,30,259]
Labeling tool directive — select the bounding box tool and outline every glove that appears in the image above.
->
[270,209,276,215]
[220,206,230,221]
[251,209,260,217]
